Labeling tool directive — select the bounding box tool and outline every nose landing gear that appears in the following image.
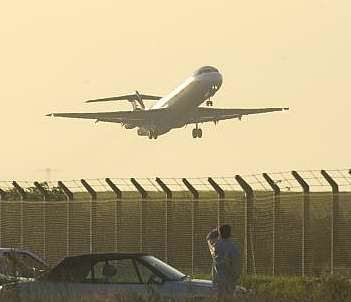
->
[192,124,203,139]
[206,84,219,106]
[206,100,213,106]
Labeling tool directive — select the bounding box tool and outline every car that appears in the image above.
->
[0,248,48,283]
[6,253,216,301]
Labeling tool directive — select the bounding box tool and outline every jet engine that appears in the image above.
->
[137,128,148,136]
[123,124,135,129]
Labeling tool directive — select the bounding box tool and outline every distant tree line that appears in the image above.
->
[3,182,65,201]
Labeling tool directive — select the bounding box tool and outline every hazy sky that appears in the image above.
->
[1,0,350,180]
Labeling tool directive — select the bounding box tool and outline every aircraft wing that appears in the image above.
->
[186,107,289,124]
[46,109,167,123]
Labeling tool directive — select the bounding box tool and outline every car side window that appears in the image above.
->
[135,260,162,284]
[88,259,141,284]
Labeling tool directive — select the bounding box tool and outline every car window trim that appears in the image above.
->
[132,258,143,284]
[90,261,95,281]
[136,258,168,281]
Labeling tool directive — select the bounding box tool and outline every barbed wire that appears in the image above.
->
[0,169,350,194]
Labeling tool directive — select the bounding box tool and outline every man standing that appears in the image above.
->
[206,224,241,298]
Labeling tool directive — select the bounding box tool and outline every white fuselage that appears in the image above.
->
[151,71,223,112]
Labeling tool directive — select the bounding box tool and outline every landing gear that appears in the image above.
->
[148,129,158,140]
[192,128,197,138]
[192,124,203,139]
[197,128,202,138]
[206,100,213,107]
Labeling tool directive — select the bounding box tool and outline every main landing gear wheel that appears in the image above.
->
[197,128,202,138]
[148,130,158,140]
[192,128,197,138]
[192,127,203,139]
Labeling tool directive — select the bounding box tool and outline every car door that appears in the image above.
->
[133,258,166,297]
[75,257,149,300]
[134,258,194,299]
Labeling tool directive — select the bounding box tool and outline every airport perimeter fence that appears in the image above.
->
[0,169,350,277]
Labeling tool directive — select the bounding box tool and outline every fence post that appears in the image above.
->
[58,181,73,256]
[33,182,48,260]
[81,179,97,201]
[12,181,25,249]
[321,170,339,275]
[57,181,74,201]
[0,188,6,201]
[105,178,122,199]
[105,178,122,252]
[208,177,225,225]
[34,182,49,201]
[131,178,148,199]
[12,181,26,201]
[263,173,281,276]
[291,171,311,276]
[131,178,147,253]
[81,179,97,254]
[182,178,199,276]
[0,188,6,248]
[235,175,254,275]
[156,177,172,262]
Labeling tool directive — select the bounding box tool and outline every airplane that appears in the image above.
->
[47,66,289,139]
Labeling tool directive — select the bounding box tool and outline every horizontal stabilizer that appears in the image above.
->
[85,91,162,103]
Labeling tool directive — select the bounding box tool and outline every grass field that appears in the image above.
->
[240,274,351,302]
[1,274,350,302]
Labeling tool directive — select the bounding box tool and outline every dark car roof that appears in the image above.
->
[41,252,148,280]
[61,252,147,263]
[57,252,149,268]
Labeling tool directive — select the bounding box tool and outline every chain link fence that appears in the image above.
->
[0,169,350,277]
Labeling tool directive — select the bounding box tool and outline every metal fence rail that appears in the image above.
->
[0,169,350,277]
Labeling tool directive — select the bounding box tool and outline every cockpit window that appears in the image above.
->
[193,66,219,76]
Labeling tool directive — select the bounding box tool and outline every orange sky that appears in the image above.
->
[1,0,350,180]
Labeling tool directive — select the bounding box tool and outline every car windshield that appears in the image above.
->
[141,256,186,281]
[0,252,47,279]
